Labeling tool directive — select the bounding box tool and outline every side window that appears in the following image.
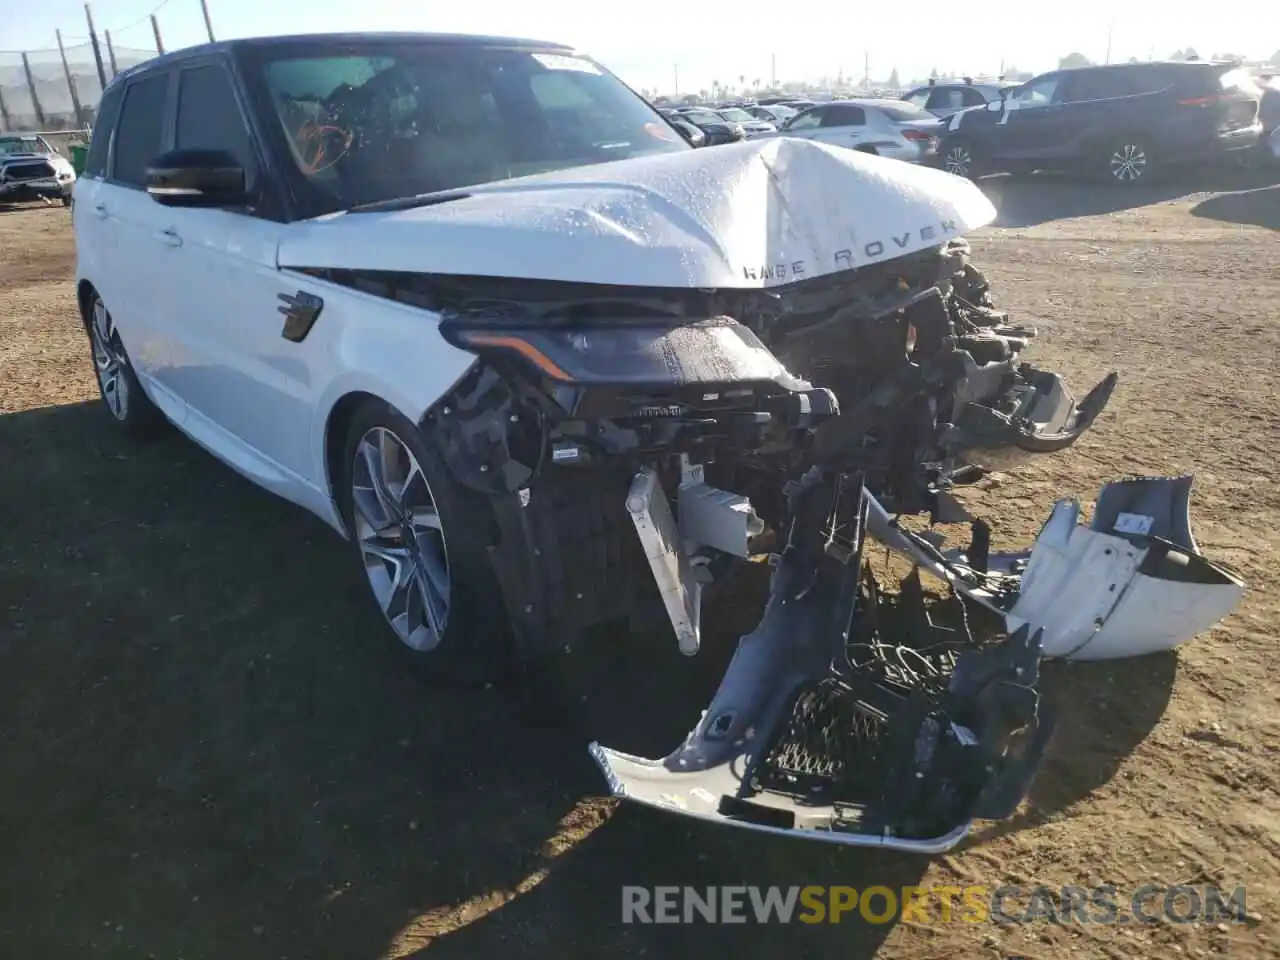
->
[785,108,823,131]
[111,73,170,187]
[822,105,865,127]
[84,82,125,177]
[904,89,931,108]
[926,88,956,111]
[962,87,988,106]
[175,65,255,181]
[1013,74,1061,107]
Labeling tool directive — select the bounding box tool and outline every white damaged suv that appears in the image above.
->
[73,32,1243,850]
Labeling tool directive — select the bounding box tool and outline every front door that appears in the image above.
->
[151,60,318,491]
[992,73,1068,163]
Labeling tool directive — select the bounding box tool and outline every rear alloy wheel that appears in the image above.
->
[1107,140,1150,184]
[350,426,452,653]
[942,141,977,178]
[87,294,162,436]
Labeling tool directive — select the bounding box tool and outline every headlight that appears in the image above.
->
[444,318,794,387]
[729,123,746,140]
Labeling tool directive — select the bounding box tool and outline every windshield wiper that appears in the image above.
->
[347,189,473,215]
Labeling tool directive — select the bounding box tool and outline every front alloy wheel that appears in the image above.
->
[1108,142,1148,183]
[351,426,451,652]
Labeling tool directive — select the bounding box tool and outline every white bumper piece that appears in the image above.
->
[870,475,1245,661]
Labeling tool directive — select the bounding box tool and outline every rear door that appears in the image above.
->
[993,72,1067,162]
[72,79,124,298]
[811,104,868,147]
[90,67,188,423]
[780,105,827,140]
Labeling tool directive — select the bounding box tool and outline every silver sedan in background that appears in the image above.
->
[771,99,944,164]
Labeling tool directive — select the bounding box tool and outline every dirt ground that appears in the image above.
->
[1,172,1278,959]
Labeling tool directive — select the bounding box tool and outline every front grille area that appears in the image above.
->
[3,161,56,181]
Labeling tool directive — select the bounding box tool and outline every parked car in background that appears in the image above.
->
[747,103,796,125]
[670,106,746,145]
[938,61,1263,184]
[0,133,77,205]
[712,105,776,137]
[665,114,707,146]
[902,78,1016,118]
[774,99,943,163]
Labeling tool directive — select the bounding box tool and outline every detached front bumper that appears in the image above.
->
[592,473,1243,849]
[594,472,1054,851]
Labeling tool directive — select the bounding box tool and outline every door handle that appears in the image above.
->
[93,203,108,220]
[156,227,183,248]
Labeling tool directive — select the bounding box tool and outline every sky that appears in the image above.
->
[4,0,1277,95]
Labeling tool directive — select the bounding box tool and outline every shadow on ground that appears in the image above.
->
[0,401,932,959]
[963,652,1177,846]
[981,165,1280,228]
[1190,182,1280,229]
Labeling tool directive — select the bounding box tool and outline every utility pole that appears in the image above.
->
[56,30,87,126]
[104,30,119,76]
[673,63,679,95]
[200,0,216,41]
[0,86,12,132]
[151,14,165,54]
[84,4,108,91]
[1104,19,1115,64]
[21,53,47,127]
[771,52,776,87]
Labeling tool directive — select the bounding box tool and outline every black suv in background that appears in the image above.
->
[938,61,1263,184]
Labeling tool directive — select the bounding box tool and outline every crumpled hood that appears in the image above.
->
[279,137,996,289]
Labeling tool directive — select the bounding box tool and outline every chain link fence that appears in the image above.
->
[0,40,159,133]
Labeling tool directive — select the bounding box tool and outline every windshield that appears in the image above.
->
[0,136,49,155]
[717,107,754,122]
[247,42,687,214]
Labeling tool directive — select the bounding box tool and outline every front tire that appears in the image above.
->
[86,293,164,437]
[337,400,513,682]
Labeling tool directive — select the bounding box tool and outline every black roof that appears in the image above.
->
[109,31,573,86]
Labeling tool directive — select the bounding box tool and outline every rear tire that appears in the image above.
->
[941,138,980,179]
[85,293,165,438]
[337,399,514,684]
[1103,136,1153,185]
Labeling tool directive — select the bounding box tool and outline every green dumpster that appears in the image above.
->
[70,144,88,176]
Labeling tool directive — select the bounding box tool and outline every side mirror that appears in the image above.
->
[146,148,248,207]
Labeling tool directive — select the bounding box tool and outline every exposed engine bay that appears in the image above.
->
[352,240,1240,849]
[298,139,1245,848]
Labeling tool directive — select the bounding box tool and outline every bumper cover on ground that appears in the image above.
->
[592,471,1054,850]
[592,474,1243,848]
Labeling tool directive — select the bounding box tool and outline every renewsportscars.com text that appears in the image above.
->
[621,884,1249,925]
